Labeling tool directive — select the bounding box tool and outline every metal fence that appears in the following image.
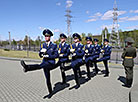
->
[110,49,138,65]
[0,45,40,51]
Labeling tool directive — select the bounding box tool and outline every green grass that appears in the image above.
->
[0,49,41,59]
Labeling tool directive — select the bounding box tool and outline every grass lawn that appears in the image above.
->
[0,49,41,59]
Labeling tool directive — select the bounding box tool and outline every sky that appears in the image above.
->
[0,0,138,41]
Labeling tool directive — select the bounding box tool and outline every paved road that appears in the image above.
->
[0,59,138,102]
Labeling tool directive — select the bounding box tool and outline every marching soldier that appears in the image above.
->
[121,37,137,88]
[20,29,58,98]
[84,37,95,80]
[58,33,70,84]
[97,39,112,77]
[93,39,101,74]
[70,33,84,88]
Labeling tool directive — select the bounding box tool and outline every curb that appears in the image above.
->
[0,56,41,63]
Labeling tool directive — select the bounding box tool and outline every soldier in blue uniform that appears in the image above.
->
[84,37,95,80]
[70,33,84,88]
[20,29,58,98]
[58,33,70,84]
[97,39,112,77]
[93,39,101,74]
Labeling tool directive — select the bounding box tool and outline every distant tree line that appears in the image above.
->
[0,35,45,47]
[0,29,138,48]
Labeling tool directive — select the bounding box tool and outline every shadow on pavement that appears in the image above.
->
[43,69,97,99]
[43,82,70,99]
[68,70,95,90]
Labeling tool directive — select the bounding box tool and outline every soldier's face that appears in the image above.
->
[94,41,98,45]
[74,38,79,43]
[104,41,108,45]
[61,38,66,43]
[45,36,50,42]
[87,40,91,44]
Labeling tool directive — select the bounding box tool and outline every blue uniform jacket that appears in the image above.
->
[85,44,95,63]
[72,43,84,59]
[98,45,112,61]
[93,44,101,59]
[58,42,70,63]
[39,42,58,65]
[71,43,85,68]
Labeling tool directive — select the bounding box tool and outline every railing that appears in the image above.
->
[0,45,138,64]
[110,49,138,65]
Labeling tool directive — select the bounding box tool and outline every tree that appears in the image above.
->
[23,35,29,46]
[17,40,24,45]
[29,38,35,46]
[88,33,93,37]
[101,27,110,40]
[1,40,9,46]
[35,36,41,46]
[81,33,86,45]
[12,39,17,45]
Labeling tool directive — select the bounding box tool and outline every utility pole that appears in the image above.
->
[105,29,107,39]
[109,0,120,48]
[9,31,12,50]
[65,1,72,44]
[27,35,30,58]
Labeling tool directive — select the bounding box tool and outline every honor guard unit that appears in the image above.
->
[21,29,58,98]
[121,37,137,88]
[20,29,117,98]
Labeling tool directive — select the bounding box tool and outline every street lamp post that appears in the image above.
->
[27,35,30,58]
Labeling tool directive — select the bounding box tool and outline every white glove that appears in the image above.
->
[85,53,90,56]
[101,49,104,53]
[58,50,61,54]
[59,54,63,57]
[73,53,76,56]
[85,50,88,53]
[83,56,85,60]
[43,55,49,58]
[41,48,47,53]
[70,49,75,53]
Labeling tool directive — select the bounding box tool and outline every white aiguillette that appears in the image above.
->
[70,49,75,53]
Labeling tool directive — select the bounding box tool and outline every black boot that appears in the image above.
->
[20,60,28,72]
[60,63,66,84]
[127,79,133,87]
[122,79,132,88]
[104,73,109,77]
[86,62,91,80]
[75,79,80,89]
[61,70,66,84]
[74,69,80,88]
